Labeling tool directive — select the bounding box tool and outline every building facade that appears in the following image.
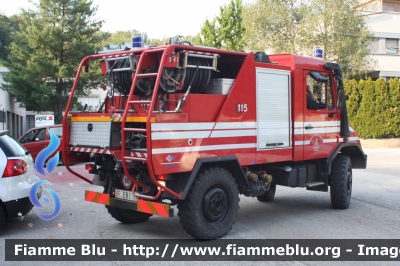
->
[0,67,27,139]
[358,0,400,80]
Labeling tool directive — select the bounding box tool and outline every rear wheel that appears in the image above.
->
[257,182,276,202]
[104,186,152,224]
[178,167,239,239]
[330,155,352,209]
[105,205,152,224]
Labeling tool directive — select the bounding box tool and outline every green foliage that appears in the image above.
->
[374,79,391,137]
[3,0,104,123]
[356,79,376,138]
[198,0,245,51]
[216,0,245,51]
[0,14,22,64]
[0,15,12,63]
[387,78,400,137]
[199,19,221,48]
[243,0,309,53]
[344,79,361,121]
[243,0,374,78]
[346,78,400,138]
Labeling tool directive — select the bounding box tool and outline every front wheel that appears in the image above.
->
[330,155,352,209]
[177,167,239,239]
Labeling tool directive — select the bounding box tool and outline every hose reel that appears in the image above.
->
[107,51,217,96]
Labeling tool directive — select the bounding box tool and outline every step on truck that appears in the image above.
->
[62,38,367,239]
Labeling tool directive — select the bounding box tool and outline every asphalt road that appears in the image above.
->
[1,148,399,266]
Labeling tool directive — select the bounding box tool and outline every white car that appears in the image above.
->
[0,130,40,228]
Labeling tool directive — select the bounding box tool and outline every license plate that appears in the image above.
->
[115,189,137,202]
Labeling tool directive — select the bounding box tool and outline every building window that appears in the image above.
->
[382,2,400,12]
[383,2,395,12]
[359,1,400,12]
[359,1,381,11]
[386,39,399,54]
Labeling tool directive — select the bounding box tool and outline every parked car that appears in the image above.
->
[0,130,41,228]
[18,124,63,163]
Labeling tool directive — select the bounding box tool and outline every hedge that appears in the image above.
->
[345,78,400,139]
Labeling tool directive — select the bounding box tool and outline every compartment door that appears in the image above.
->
[256,68,291,150]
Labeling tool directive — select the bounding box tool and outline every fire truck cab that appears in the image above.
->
[62,41,367,239]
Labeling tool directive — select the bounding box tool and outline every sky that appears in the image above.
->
[0,0,252,40]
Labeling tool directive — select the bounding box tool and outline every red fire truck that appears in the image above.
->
[62,40,367,239]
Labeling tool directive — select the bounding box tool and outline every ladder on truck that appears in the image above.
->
[119,47,181,200]
[114,46,219,201]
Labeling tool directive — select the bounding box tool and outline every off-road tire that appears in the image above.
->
[257,182,276,202]
[177,167,239,239]
[330,155,352,209]
[104,186,152,224]
[105,205,152,224]
[0,203,5,229]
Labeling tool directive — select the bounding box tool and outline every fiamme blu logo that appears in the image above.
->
[29,130,62,220]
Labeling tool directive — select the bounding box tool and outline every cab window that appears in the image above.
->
[306,72,334,110]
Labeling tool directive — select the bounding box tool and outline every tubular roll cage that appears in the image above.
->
[62,46,187,200]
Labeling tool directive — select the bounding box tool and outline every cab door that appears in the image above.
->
[302,70,339,160]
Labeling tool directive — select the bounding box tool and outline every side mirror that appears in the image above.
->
[35,138,40,141]
[310,71,328,83]
[337,90,343,110]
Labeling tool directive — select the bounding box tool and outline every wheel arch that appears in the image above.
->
[327,143,367,175]
[180,156,249,200]
[323,143,367,188]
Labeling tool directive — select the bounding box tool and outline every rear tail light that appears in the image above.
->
[85,164,98,174]
[3,159,28,177]
[85,164,95,171]
[157,174,169,181]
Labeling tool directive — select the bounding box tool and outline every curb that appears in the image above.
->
[360,139,400,148]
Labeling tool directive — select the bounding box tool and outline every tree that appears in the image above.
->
[387,78,400,137]
[198,0,245,51]
[345,78,400,139]
[344,79,362,128]
[3,0,104,123]
[302,0,374,78]
[243,0,374,78]
[243,0,309,53]
[0,14,22,65]
[198,18,221,48]
[356,78,376,138]
[373,79,390,137]
[0,15,12,64]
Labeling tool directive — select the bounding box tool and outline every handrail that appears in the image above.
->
[62,47,183,199]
